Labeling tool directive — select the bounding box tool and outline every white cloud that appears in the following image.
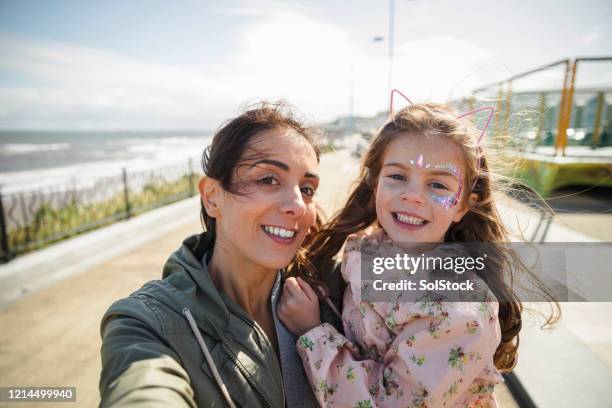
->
[582,28,601,45]
[0,34,237,129]
[0,11,496,129]
[214,0,307,17]
[390,37,492,102]
[218,11,359,119]
[219,15,495,119]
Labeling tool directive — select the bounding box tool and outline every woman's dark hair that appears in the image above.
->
[200,101,322,246]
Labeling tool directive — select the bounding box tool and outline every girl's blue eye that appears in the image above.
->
[429,182,447,190]
[258,176,279,185]
[387,174,406,181]
[301,186,315,197]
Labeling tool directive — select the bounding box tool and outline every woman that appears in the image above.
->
[99,102,344,407]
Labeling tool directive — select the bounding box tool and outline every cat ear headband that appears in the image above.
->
[389,89,494,192]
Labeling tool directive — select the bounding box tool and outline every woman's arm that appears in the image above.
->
[100,299,197,407]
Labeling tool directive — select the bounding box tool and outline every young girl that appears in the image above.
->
[278,101,549,407]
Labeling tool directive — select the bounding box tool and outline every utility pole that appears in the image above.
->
[349,63,355,133]
[388,0,395,94]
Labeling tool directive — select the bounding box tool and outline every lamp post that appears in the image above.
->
[348,63,355,134]
[381,0,416,95]
[388,0,395,94]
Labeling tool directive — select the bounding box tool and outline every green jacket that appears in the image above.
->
[99,233,345,407]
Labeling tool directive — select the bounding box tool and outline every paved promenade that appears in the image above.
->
[1,148,610,407]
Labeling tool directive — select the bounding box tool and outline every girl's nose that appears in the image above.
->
[279,186,307,217]
[400,184,426,205]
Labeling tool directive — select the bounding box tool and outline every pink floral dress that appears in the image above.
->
[296,233,504,408]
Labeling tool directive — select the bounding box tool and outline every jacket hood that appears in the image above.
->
[139,232,231,340]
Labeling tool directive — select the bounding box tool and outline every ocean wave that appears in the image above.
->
[104,136,206,147]
[1,143,71,155]
[0,155,201,195]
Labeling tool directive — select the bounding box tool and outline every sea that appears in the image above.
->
[0,131,212,195]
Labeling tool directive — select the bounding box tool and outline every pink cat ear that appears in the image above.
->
[389,89,414,114]
[456,106,495,147]
[456,106,495,190]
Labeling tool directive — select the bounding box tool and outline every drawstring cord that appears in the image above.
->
[183,307,237,408]
[307,279,342,319]
[324,297,342,319]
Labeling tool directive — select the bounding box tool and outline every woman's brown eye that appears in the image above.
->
[301,186,315,197]
[258,176,279,185]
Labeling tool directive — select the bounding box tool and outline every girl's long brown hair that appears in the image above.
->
[293,103,560,372]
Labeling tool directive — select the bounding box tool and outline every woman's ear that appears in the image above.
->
[452,192,478,223]
[199,176,222,218]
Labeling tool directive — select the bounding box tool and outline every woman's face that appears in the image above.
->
[375,133,472,243]
[213,128,319,270]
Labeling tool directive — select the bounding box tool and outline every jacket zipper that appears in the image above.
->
[222,343,274,408]
[229,310,286,408]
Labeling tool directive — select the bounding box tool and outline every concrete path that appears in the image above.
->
[1,225,200,406]
[494,193,612,407]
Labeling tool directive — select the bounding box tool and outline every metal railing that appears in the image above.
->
[455,57,612,156]
[0,158,200,262]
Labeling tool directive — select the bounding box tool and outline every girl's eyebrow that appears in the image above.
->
[382,162,458,178]
[250,159,320,179]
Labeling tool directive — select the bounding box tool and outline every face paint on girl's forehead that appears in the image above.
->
[408,154,463,210]
[409,153,425,168]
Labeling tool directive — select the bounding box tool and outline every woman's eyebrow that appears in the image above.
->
[251,159,319,179]
[383,162,458,178]
[252,158,289,171]
[304,171,320,180]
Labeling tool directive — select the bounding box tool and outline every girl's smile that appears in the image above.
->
[392,211,429,229]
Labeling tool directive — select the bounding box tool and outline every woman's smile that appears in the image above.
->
[261,224,298,244]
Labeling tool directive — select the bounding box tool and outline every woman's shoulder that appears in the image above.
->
[102,280,168,332]
[101,276,193,336]
[99,279,200,407]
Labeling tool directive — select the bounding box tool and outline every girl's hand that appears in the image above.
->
[278,277,321,337]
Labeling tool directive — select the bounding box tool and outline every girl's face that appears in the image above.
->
[211,128,319,270]
[375,133,473,243]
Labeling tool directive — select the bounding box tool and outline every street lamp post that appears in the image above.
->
[388,0,395,94]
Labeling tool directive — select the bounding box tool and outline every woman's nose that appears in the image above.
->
[279,186,307,217]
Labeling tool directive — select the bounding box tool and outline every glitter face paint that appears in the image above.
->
[409,154,463,210]
[389,89,495,192]
[430,162,463,210]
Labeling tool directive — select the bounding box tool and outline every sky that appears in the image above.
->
[0,0,611,130]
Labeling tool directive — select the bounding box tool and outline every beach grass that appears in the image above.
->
[6,175,195,257]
